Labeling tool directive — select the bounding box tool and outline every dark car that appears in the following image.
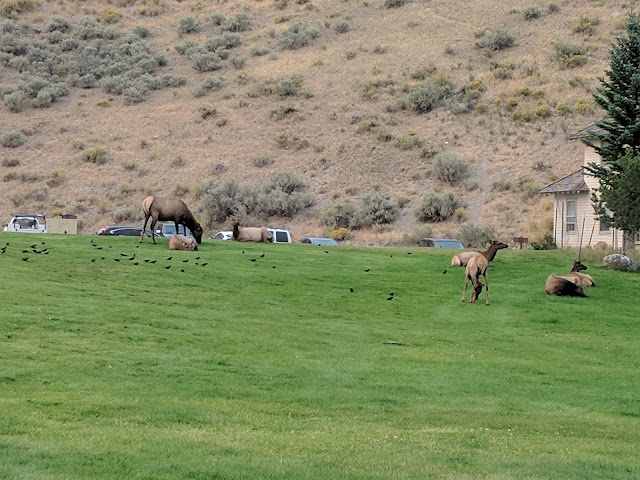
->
[419,238,464,249]
[301,237,339,246]
[97,225,130,235]
[106,227,159,237]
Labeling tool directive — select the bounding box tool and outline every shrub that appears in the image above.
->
[402,224,434,245]
[193,76,225,97]
[0,130,25,148]
[384,0,411,7]
[405,76,453,113]
[530,233,556,250]
[329,227,353,241]
[572,15,599,35]
[552,41,588,68]
[250,46,271,57]
[3,90,26,112]
[177,16,199,34]
[415,192,463,222]
[82,147,108,165]
[191,52,222,72]
[331,18,350,33]
[201,179,253,224]
[279,22,320,50]
[433,153,470,185]
[221,12,250,32]
[252,155,274,168]
[394,131,423,150]
[256,171,314,217]
[523,6,543,21]
[270,104,297,120]
[113,206,141,223]
[1,158,20,167]
[458,223,495,248]
[45,15,71,33]
[100,8,122,24]
[358,191,399,226]
[323,202,359,229]
[133,26,150,38]
[476,28,516,50]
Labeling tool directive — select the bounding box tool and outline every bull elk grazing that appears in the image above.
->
[141,195,203,245]
[451,240,508,267]
[461,254,490,305]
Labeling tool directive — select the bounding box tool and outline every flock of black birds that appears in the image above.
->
[2,237,407,302]
[0,241,48,261]
[87,238,209,272]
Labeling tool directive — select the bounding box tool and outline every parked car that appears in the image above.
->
[419,238,464,249]
[301,237,338,246]
[267,228,292,244]
[214,228,292,243]
[97,225,130,235]
[213,231,233,240]
[156,222,193,238]
[4,214,47,233]
[98,226,159,237]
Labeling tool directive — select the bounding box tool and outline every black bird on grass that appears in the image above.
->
[364,268,370,272]
[250,258,257,262]
[149,260,157,264]
[22,249,29,254]
[195,256,201,260]
[349,288,354,293]
[22,257,29,261]
[201,262,208,267]
[166,256,172,261]
[120,253,129,257]
[164,265,171,269]
[91,259,96,263]
[260,253,265,258]
[442,270,447,274]
[114,258,121,262]
[182,259,189,263]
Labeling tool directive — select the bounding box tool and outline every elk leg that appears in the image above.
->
[483,271,490,305]
[461,276,469,303]
[141,214,150,243]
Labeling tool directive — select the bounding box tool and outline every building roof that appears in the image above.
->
[566,123,606,140]
[538,169,589,194]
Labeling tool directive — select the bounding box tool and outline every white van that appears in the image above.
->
[267,228,292,244]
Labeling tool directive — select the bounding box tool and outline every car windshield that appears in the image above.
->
[436,240,464,248]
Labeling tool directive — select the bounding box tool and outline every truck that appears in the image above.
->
[3,214,47,233]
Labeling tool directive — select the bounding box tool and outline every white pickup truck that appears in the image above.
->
[3,214,47,233]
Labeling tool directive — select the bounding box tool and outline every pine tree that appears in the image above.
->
[585,13,640,240]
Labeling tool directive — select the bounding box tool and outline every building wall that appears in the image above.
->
[583,145,601,191]
[48,217,78,234]
[552,192,623,249]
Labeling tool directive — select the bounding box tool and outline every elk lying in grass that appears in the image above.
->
[141,195,203,245]
[231,217,273,242]
[451,240,508,267]
[169,234,198,251]
[461,254,490,305]
[566,260,595,287]
[544,274,586,297]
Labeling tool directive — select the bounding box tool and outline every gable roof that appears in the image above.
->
[538,169,589,194]
[567,123,606,140]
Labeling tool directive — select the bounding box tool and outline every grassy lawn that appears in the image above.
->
[1,233,639,479]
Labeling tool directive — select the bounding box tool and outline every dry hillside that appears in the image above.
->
[0,0,627,244]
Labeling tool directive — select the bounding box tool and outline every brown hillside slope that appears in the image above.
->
[0,0,624,243]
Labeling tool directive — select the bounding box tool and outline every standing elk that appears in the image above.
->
[451,240,508,267]
[141,196,203,245]
[461,254,490,305]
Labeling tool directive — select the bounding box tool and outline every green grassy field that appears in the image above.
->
[1,233,639,480]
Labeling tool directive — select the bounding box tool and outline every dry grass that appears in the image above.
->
[0,0,619,242]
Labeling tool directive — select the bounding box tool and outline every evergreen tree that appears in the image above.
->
[585,13,640,238]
